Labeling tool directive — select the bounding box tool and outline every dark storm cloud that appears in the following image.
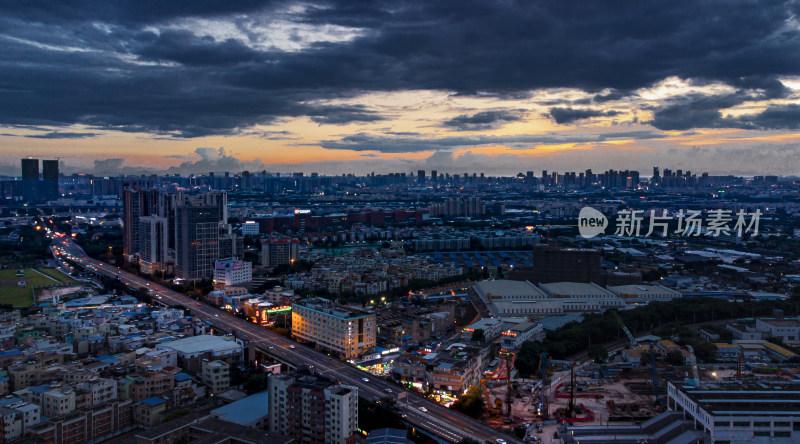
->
[1,0,800,138]
[548,108,621,124]
[649,92,800,130]
[0,131,98,139]
[307,105,387,125]
[26,131,98,139]
[136,29,265,66]
[317,130,666,153]
[443,110,524,131]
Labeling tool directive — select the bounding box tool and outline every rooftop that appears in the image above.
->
[158,335,241,356]
[608,284,680,295]
[138,396,167,407]
[473,279,546,299]
[758,318,800,327]
[464,317,503,331]
[540,282,615,297]
[210,390,269,426]
[673,381,800,415]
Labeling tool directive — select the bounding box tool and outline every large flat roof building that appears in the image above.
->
[607,284,681,304]
[473,280,547,302]
[668,380,800,443]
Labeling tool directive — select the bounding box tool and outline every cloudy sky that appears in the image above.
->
[2,0,800,176]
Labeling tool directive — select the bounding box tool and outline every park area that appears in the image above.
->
[0,267,78,307]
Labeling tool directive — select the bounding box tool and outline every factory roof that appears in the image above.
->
[540,282,615,297]
[607,284,680,296]
[473,279,546,299]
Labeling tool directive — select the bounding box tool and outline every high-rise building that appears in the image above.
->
[417,169,425,184]
[268,367,359,443]
[200,191,228,226]
[174,202,220,281]
[508,245,603,284]
[431,170,438,183]
[20,158,39,202]
[122,187,158,261]
[260,237,299,268]
[41,160,59,201]
[291,298,376,359]
[138,216,169,274]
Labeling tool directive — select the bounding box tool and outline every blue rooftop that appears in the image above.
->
[174,372,192,382]
[366,428,410,444]
[210,390,269,426]
[0,349,22,358]
[139,397,167,407]
[0,397,24,407]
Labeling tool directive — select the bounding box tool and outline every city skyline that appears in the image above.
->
[3,1,800,176]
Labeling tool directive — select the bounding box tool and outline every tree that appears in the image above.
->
[667,350,685,366]
[692,342,718,363]
[471,329,486,344]
[450,386,485,419]
[243,373,269,394]
[588,344,608,363]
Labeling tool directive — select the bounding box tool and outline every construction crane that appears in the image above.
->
[498,349,515,416]
[610,310,638,347]
[480,379,502,416]
[536,352,551,417]
[686,345,701,387]
[736,349,743,380]
[649,343,665,406]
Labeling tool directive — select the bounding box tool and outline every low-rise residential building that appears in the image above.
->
[0,398,40,442]
[15,384,77,418]
[27,399,134,444]
[201,359,230,394]
[76,377,118,407]
[134,397,168,428]
[463,318,504,341]
[118,369,175,403]
[500,321,543,350]
[213,257,253,289]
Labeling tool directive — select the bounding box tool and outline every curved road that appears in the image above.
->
[49,232,520,444]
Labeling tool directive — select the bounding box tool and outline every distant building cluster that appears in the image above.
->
[284,247,463,295]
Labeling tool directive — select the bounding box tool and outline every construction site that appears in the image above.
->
[477,313,769,443]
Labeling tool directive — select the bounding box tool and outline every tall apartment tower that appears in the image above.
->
[20,158,39,201]
[417,169,425,184]
[122,187,158,261]
[138,216,169,274]
[41,159,59,201]
[267,367,358,443]
[174,202,220,281]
